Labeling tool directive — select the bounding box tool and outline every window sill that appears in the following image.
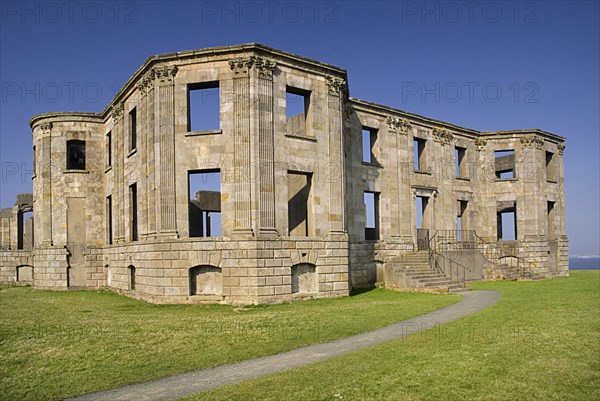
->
[64,169,90,174]
[185,129,222,137]
[285,133,317,142]
[414,170,431,175]
[495,178,517,182]
[127,148,137,158]
[456,176,471,182]
[362,161,383,168]
[104,166,112,173]
[546,179,558,184]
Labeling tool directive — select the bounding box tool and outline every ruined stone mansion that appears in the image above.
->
[0,44,568,304]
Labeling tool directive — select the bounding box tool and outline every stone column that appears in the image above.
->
[229,57,254,237]
[326,76,347,236]
[388,117,413,243]
[254,58,278,237]
[518,135,545,239]
[39,122,53,246]
[146,70,157,237]
[111,104,125,243]
[433,128,455,234]
[155,65,178,237]
[136,77,148,239]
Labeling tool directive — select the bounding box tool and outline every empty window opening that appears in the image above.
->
[286,86,310,137]
[189,170,222,237]
[362,127,378,164]
[106,195,113,245]
[288,171,312,237]
[457,200,468,240]
[128,265,136,290]
[414,138,426,171]
[495,150,515,179]
[364,191,380,241]
[129,183,138,242]
[129,107,137,151]
[188,82,220,132]
[189,265,222,296]
[33,146,36,176]
[547,201,556,240]
[455,146,466,177]
[416,196,429,230]
[497,202,517,240]
[106,131,112,167]
[546,151,556,182]
[66,140,85,170]
[291,263,317,294]
[17,210,34,250]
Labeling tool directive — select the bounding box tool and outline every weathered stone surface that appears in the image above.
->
[0,44,567,304]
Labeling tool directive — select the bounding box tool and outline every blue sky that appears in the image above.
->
[1,0,598,255]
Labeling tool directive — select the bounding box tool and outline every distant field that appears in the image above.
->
[182,271,600,401]
[0,285,459,401]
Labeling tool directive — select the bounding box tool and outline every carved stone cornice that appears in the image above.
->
[136,70,155,94]
[386,116,412,134]
[326,76,346,96]
[229,56,255,77]
[154,65,178,84]
[255,57,276,80]
[475,138,487,151]
[557,143,565,155]
[520,135,544,148]
[111,102,124,122]
[40,122,53,135]
[433,128,454,144]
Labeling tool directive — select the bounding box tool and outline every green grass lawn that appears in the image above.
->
[0,285,459,401]
[181,271,600,401]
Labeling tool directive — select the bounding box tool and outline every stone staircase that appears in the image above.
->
[385,251,466,293]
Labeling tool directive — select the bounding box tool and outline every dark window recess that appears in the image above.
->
[414,138,426,171]
[288,171,312,237]
[286,86,310,137]
[129,108,137,151]
[17,210,33,250]
[547,201,556,240]
[66,140,86,170]
[188,170,222,237]
[106,131,112,167]
[128,265,136,290]
[495,150,515,179]
[546,151,556,181]
[188,82,220,132]
[364,191,380,241]
[106,195,113,245]
[455,146,466,177]
[129,183,138,242]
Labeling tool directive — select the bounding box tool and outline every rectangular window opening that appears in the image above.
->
[188,82,220,132]
[286,86,311,137]
[416,196,429,230]
[546,151,556,182]
[497,202,517,240]
[364,191,380,241]
[414,138,426,171]
[129,108,137,151]
[129,183,138,242]
[66,140,86,170]
[362,127,378,164]
[457,200,468,240]
[455,146,466,177]
[495,150,515,179]
[106,195,113,245]
[106,131,112,167]
[547,201,556,240]
[17,210,33,250]
[288,171,312,237]
[188,170,222,237]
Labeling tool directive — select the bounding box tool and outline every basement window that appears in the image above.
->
[286,86,311,137]
[497,201,517,240]
[362,127,378,165]
[414,138,426,171]
[188,82,220,132]
[495,150,515,179]
[189,170,222,237]
[66,140,85,170]
[364,191,380,241]
[288,171,312,237]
